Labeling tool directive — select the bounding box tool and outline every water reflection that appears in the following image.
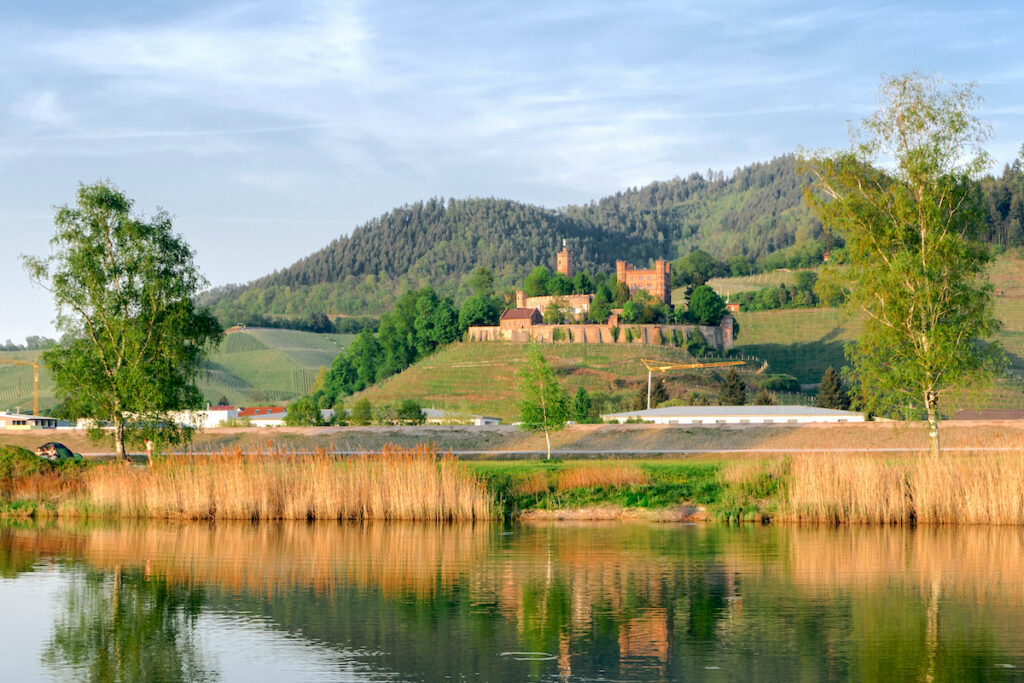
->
[2,521,1023,681]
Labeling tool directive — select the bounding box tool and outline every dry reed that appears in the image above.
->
[775,442,1024,525]
[555,464,650,491]
[84,444,494,521]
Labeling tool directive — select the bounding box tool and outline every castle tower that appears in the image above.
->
[515,290,527,308]
[556,239,573,278]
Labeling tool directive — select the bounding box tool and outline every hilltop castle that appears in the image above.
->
[617,259,671,305]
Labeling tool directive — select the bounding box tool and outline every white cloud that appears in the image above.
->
[11,91,70,126]
[31,1,371,89]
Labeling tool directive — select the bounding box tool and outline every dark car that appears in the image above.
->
[34,442,83,462]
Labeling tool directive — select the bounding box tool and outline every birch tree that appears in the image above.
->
[804,73,1003,456]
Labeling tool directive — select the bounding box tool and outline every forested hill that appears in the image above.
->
[203,153,1024,324]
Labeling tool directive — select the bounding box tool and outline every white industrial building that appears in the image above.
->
[601,405,865,425]
[422,409,502,426]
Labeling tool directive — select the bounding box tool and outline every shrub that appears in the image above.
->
[0,446,52,482]
[763,374,801,393]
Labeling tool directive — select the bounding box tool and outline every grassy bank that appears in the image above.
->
[4,442,1024,524]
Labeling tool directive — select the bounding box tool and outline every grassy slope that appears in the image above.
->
[351,341,797,422]
[0,328,354,412]
[706,253,1024,412]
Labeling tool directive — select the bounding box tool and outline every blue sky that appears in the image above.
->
[2,0,1023,342]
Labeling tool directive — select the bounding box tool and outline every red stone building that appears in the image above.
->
[499,307,542,332]
[556,240,573,277]
[616,260,671,305]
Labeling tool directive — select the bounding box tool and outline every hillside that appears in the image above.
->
[203,156,830,323]
[203,152,1023,324]
[723,253,1024,413]
[0,328,352,413]
[348,341,787,423]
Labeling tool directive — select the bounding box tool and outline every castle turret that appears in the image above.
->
[556,239,573,278]
[515,290,527,308]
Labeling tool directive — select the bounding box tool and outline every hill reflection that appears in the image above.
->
[3,521,1024,681]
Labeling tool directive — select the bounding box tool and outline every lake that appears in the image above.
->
[1,520,1022,681]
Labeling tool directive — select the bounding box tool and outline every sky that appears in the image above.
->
[2,0,1023,343]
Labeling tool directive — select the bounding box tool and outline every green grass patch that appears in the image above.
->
[466,459,727,517]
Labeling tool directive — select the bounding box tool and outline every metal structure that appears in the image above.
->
[0,358,41,415]
[640,358,745,410]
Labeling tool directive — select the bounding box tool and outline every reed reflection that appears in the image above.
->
[1,521,1022,681]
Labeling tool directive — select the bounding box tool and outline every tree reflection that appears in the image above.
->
[42,565,215,682]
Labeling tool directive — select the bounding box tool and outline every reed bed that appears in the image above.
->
[84,444,495,521]
[764,442,1024,525]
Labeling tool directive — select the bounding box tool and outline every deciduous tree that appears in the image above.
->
[517,345,570,460]
[23,182,223,462]
[804,73,1003,456]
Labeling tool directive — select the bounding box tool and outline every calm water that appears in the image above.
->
[1,520,1023,682]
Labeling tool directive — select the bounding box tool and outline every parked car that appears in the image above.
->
[34,442,83,462]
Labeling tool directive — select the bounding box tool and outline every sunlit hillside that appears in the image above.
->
[0,328,354,412]
[349,341,780,422]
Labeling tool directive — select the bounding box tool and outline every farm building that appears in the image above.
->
[238,406,287,427]
[499,307,542,332]
[601,405,865,425]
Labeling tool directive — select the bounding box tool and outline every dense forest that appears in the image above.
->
[202,152,1024,325]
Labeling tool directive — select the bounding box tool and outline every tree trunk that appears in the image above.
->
[113,415,130,464]
[925,390,941,458]
[544,429,551,461]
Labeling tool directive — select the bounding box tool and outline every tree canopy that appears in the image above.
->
[23,182,223,461]
[516,345,570,460]
[804,73,1004,455]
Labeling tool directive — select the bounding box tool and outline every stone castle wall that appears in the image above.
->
[468,315,734,351]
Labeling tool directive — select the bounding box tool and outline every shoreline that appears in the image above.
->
[4,442,1024,525]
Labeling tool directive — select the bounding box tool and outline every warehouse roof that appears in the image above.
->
[603,405,862,419]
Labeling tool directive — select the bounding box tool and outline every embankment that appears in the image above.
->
[3,420,1023,457]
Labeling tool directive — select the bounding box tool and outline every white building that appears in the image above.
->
[0,411,58,430]
[601,405,865,425]
[422,408,502,426]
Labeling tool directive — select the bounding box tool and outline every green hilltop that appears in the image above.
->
[202,152,1023,325]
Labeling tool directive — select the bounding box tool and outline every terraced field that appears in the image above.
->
[0,328,353,412]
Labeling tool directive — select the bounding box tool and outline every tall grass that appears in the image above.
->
[84,444,494,521]
[556,464,650,491]
[736,444,1024,525]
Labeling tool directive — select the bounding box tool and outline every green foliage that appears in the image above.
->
[685,330,711,357]
[816,366,851,410]
[804,73,1004,451]
[551,327,566,341]
[673,249,726,287]
[570,386,593,423]
[396,399,425,424]
[516,345,570,459]
[762,374,801,393]
[689,285,726,324]
[0,446,52,483]
[753,388,775,405]
[284,397,323,426]
[350,398,372,426]
[458,294,501,329]
[719,369,747,405]
[524,266,550,297]
[23,182,223,460]
[632,378,670,410]
[544,300,568,325]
